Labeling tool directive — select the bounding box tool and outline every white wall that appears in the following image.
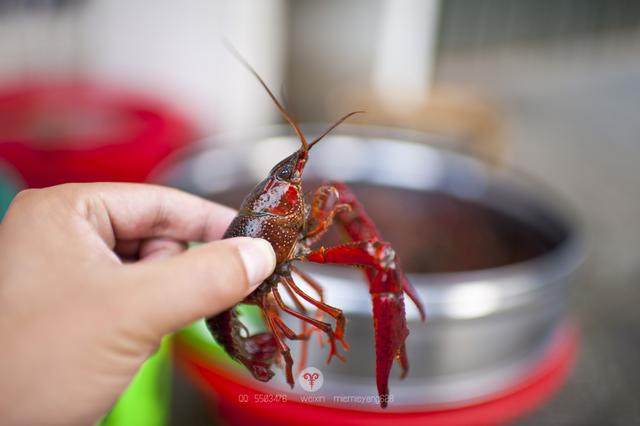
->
[0,0,287,135]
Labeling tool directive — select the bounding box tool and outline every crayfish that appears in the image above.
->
[206,51,425,408]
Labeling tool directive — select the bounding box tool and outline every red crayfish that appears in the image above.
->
[206,51,425,408]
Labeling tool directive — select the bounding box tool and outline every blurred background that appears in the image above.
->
[0,0,639,425]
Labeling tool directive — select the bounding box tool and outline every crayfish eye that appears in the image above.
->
[276,164,293,180]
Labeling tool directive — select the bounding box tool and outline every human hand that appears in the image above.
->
[0,183,276,426]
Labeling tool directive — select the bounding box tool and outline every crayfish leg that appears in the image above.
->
[281,273,347,345]
[271,285,346,363]
[264,293,296,388]
[302,185,350,246]
[281,282,312,372]
[291,265,329,350]
[291,265,325,303]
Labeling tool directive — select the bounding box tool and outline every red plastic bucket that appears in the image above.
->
[0,81,198,187]
[175,322,578,426]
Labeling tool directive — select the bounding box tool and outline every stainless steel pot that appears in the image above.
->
[155,125,584,408]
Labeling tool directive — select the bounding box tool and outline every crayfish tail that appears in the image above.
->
[206,309,278,383]
[242,332,278,382]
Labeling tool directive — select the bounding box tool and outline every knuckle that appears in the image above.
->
[12,188,38,205]
[6,188,44,215]
[48,183,96,215]
[13,184,80,205]
[6,184,98,224]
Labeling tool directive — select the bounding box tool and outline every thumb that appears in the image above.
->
[119,237,276,336]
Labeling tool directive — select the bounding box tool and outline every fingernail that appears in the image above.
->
[237,238,276,293]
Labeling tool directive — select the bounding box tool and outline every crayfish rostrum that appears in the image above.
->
[206,51,425,408]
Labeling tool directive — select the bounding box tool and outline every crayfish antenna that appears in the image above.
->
[308,110,366,149]
[223,39,309,150]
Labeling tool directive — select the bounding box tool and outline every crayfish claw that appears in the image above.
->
[372,286,410,408]
[398,342,409,380]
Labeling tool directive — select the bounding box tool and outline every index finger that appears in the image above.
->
[69,183,236,248]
